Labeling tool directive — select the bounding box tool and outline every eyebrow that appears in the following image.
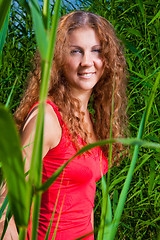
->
[69,44,102,48]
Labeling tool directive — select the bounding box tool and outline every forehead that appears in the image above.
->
[67,27,101,46]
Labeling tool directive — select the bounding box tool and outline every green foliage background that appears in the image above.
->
[0,0,160,239]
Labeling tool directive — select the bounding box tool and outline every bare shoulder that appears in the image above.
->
[43,103,62,150]
[21,102,62,161]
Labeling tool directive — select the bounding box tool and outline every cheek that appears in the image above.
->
[64,58,79,71]
[97,59,105,73]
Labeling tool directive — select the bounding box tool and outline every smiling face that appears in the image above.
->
[63,27,104,96]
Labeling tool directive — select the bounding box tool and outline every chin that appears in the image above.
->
[80,82,98,90]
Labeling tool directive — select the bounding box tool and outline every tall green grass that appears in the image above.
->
[0,0,160,239]
[80,1,160,239]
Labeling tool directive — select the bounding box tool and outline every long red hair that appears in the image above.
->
[14,11,128,165]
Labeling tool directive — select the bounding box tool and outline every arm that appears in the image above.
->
[21,103,62,172]
[0,183,19,240]
[0,103,62,239]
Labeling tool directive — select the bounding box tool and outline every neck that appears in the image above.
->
[71,89,92,112]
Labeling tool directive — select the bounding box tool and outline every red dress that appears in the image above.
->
[28,100,108,240]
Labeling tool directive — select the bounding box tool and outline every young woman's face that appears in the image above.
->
[63,27,104,95]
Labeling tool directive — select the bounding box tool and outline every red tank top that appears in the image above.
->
[28,100,108,240]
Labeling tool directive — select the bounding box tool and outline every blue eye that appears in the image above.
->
[92,49,102,53]
[70,49,82,54]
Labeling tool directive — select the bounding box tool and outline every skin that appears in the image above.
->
[64,26,104,112]
[0,27,104,238]
[0,184,19,240]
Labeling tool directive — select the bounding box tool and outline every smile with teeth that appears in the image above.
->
[78,72,95,78]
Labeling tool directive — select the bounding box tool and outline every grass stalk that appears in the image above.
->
[43,0,50,30]
[19,228,27,240]
[0,0,11,31]
[107,71,160,239]
[5,77,18,108]
[31,193,42,240]
[97,73,115,240]
[27,0,62,238]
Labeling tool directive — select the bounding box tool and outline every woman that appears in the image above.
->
[2,10,127,240]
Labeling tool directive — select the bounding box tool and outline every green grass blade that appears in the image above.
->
[0,9,10,57]
[122,38,142,59]
[117,138,160,149]
[29,113,44,240]
[29,0,62,188]
[0,0,11,31]
[113,189,118,214]
[36,158,72,193]
[106,115,146,239]
[106,71,160,239]
[5,77,18,109]
[37,137,160,195]
[0,106,28,227]
[46,0,62,62]
[0,205,12,240]
[148,10,160,25]
[74,232,93,240]
[97,175,112,240]
[31,193,41,240]
[44,178,62,240]
[137,0,145,21]
[51,197,64,240]
[103,195,112,239]
[28,0,48,59]
[29,1,62,239]
[125,28,142,38]
[0,195,8,220]
[18,0,31,14]
[43,0,50,30]
[148,158,155,195]
[97,71,115,240]
[144,71,160,128]
[19,228,27,240]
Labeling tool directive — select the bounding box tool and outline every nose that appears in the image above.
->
[80,52,93,67]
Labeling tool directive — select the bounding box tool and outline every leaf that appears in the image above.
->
[31,193,41,240]
[126,28,142,38]
[97,175,112,240]
[148,10,160,25]
[137,0,145,20]
[44,183,60,240]
[28,0,48,59]
[5,77,18,108]
[18,0,31,14]
[144,71,160,128]
[148,158,155,195]
[0,0,11,31]
[113,189,118,214]
[42,0,50,30]
[0,106,28,227]
[122,38,142,58]
[36,137,160,194]
[0,195,8,220]
[0,9,10,57]
[103,194,112,238]
[0,205,12,240]
[46,0,62,62]
[105,71,160,239]
[28,0,62,239]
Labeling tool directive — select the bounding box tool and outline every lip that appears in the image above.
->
[78,72,95,78]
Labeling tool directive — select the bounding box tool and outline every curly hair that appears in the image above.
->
[14,11,128,165]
